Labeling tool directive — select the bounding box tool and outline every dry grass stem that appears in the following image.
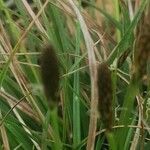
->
[67,1,98,149]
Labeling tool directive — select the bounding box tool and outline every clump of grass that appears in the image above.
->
[0,0,150,150]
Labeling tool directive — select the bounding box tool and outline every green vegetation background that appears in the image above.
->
[0,0,149,149]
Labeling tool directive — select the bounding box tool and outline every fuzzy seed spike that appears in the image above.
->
[98,62,113,131]
[39,44,60,104]
[134,5,150,82]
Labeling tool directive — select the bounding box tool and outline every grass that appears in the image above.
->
[0,0,150,149]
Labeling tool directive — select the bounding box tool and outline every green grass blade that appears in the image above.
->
[107,0,148,64]
[73,21,81,149]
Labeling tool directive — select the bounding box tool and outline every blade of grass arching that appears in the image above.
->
[73,21,81,149]
[116,80,139,149]
[107,0,148,64]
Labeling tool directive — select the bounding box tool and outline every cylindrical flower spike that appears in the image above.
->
[97,62,113,131]
[39,44,60,105]
[133,4,150,83]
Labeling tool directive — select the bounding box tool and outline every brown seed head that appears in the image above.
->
[39,44,60,103]
[97,62,113,131]
[133,5,150,81]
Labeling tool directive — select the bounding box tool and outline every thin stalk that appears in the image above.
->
[113,0,121,42]
[50,108,63,150]
[68,1,98,150]
[73,21,81,149]
[116,80,139,149]
[106,132,116,150]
